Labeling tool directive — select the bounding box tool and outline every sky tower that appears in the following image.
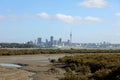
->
[70,31,72,44]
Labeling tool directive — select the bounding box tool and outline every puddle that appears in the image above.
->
[0,63,22,67]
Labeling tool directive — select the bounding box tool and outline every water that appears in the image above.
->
[0,63,22,67]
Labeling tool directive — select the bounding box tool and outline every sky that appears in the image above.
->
[0,0,120,43]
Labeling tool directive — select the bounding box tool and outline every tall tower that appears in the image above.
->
[70,31,72,44]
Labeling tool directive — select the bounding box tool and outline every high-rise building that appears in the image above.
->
[50,36,54,46]
[34,40,37,45]
[46,39,48,44]
[37,37,42,45]
[45,39,48,46]
[58,38,62,45]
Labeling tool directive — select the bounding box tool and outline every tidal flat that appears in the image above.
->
[0,54,70,80]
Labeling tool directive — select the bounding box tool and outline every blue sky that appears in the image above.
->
[0,0,120,43]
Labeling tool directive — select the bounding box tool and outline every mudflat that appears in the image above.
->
[0,54,68,80]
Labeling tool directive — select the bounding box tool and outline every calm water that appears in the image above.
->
[0,63,22,67]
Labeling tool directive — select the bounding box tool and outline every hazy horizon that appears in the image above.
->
[0,0,120,43]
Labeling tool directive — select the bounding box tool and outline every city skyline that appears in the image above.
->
[0,0,120,43]
[25,35,120,49]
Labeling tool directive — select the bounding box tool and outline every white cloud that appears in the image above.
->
[36,12,103,24]
[37,12,50,19]
[0,12,102,24]
[79,0,107,8]
[115,13,120,17]
[84,16,102,22]
[55,13,74,23]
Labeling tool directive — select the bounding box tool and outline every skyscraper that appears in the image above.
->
[45,39,49,47]
[58,38,62,45]
[70,31,72,44]
[50,36,54,46]
[37,37,42,45]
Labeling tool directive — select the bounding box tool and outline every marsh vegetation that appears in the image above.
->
[58,54,120,80]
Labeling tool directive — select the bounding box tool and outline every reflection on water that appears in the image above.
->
[0,63,22,67]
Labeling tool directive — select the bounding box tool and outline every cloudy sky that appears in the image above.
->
[0,0,120,43]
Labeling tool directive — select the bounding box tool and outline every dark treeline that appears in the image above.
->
[0,43,36,48]
[58,54,120,80]
[0,49,120,56]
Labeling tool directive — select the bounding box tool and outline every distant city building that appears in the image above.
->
[70,32,72,44]
[58,38,62,45]
[25,32,120,49]
[50,36,54,47]
[45,39,49,46]
[37,38,42,45]
[27,41,34,45]
[34,40,37,45]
